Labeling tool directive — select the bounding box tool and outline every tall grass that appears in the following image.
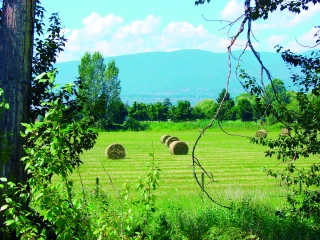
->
[73,127,320,239]
[147,197,320,239]
[145,119,285,132]
[85,185,320,239]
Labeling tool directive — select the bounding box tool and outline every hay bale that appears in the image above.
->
[165,136,179,147]
[105,143,126,159]
[280,128,290,136]
[160,135,171,144]
[169,141,189,155]
[256,129,267,138]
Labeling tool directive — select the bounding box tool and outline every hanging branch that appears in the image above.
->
[192,2,251,209]
[192,0,299,208]
[295,26,320,48]
[245,8,299,127]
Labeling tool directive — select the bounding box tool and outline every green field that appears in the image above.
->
[74,129,317,208]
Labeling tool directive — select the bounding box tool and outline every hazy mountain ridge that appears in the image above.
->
[54,49,292,105]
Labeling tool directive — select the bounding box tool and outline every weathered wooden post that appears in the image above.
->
[201,172,205,192]
[96,177,99,196]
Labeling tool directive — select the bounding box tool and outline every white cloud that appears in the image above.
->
[252,3,320,33]
[159,21,240,52]
[56,13,254,62]
[164,22,209,38]
[56,53,74,63]
[286,28,320,52]
[81,12,123,38]
[267,35,287,51]
[285,4,320,27]
[93,41,117,57]
[114,15,161,40]
[220,0,243,20]
[59,13,123,61]
[165,47,182,52]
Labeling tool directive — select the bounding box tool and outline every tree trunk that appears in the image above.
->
[0,0,36,183]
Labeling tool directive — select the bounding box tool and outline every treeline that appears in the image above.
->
[112,78,300,126]
[57,51,309,130]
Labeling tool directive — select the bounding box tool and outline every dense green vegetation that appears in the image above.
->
[1,0,319,239]
[78,52,127,129]
[69,129,319,239]
[78,77,302,131]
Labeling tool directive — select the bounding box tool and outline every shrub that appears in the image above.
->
[122,118,149,131]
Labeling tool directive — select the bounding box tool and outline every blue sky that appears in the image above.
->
[42,0,320,62]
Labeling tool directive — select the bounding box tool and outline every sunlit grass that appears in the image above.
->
[71,128,318,208]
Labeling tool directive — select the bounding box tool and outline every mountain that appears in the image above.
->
[54,49,292,105]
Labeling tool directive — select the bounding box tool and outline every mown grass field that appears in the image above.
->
[74,127,318,208]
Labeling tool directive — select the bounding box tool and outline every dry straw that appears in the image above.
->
[165,136,179,147]
[256,129,267,138]
[169,141,189,155]
[280,128,290,136]
[105,143,126,159]
[160,135,171,144]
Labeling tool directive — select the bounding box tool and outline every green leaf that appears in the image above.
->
[0,177,7,182]
[20,131,26,137]
[21,123,30,128]
[5,219,15,226]
[35,72,47,80]
[0,205,8,211]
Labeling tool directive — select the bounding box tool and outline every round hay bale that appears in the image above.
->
[256,129,267,138]
[280,128,290,136]
[165,136,179,147]
[105,143,126,159]
[160,135,171,144]
[169,141,189,155]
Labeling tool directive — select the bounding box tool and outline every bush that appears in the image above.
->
[122,118,149,131]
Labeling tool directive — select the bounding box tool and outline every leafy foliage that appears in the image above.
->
[193,99,217,119]
[78,52,106,121]
[32,3,67,118]
[169,100,193,122]
[1,75,98,239]
[236,98,254,122]
[78,53,124,129]
[128,101,149,121]
[195,0,320,219]
[0,88,10,170]
[104,60,123,126]
[195,0,320,20]
[148,102,169,122]
[216,88,236,121]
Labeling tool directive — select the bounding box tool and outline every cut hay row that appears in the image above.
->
[73,131,318,203]
[256,129,267,138]
[161,134,189,155]
[160,134,171,144]
[280,128,290,136]
[165,136,179,147]
[169,141,189,155]
[105,143,126,159]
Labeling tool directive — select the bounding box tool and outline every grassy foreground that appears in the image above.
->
[69,127,320,239]
[74,129,316,207]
